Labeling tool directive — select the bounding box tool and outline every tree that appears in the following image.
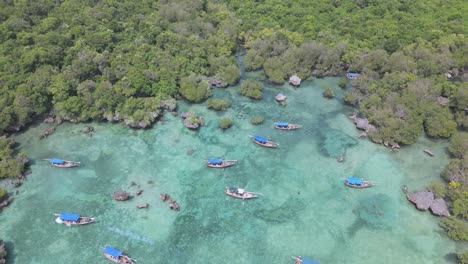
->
[240,80,262,99]
[179,74,212,103]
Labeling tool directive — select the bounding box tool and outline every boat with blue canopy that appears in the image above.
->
[274,122,302,130]
[344,176,375,188]
[249,135,279,148]
[206,158,237,168]
[54,212,95,226]
[292,256,320,264]
[46,158,80,168]
[102,246,135,264]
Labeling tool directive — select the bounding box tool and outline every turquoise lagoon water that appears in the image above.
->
[0,78,460,264]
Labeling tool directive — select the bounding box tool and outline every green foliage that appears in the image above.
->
[207,98,231,111]
[452,197,468,220]
[240,80,262,99]
[448,132,468,159]
[344,92,359,106]
[423,105,457,138]
[250,116,265,125]
[0,188,7,200]
[179,74,212,103]
[439,217,468,241]
[0,137,25,179]
[323,87,335,98]
[219,118,233,129]
[429,181,447,199]
[458,251,468,264]
[0,0,240,130]
[338,78,347,89]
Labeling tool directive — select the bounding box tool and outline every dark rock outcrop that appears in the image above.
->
[0,240,7,264]
[407,191,434,211]
[430,198,450,217]
[40,127,55,139]
[113,190,130,201]
[208,76,228,88]
[181,112,200,129]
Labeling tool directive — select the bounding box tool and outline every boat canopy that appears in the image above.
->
[253,135,267,143]
[301,257,320,264]
[347,72,360,78]
[275,122,289,127]
[50,158,65,164]
[347,177,362,185]
[60,212,80,221]
[103,246,122,258]
[208,158,222,164]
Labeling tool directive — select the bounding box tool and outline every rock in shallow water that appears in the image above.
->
[407,191,434,211]
[430,198,450,217]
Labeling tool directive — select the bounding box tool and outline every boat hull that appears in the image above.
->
[55,215,95,226]
[344,180,375,188]
[225,188,258,199]
[251,139,279,148]
[51,160,80,168]
[274,124,301,130]
[103,253,135,264]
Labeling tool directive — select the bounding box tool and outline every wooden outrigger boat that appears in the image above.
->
[206,158,237,168]
[274,122,302,130]
[54,212,95,226]
[344,177,375,188]
[225,187,259,200]
[103,246,135,264]
[249,135,279,148]
[46,158,80,168]
[292,256,320,264]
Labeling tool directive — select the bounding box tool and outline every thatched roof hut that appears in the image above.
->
[289,75,301,87]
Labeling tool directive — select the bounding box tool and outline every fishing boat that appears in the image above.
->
[47,158,80,168]
[103,246,135,264]
[344,177,375,188]
[54,212,95,226]
[225,187,258,200]
[292,256,320,264]
[249,135,279,148]
[274,122,302,130]
[206,158,237,168]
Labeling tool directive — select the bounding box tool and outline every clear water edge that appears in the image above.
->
[0,78,463,264]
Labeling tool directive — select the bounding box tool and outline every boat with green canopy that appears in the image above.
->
[249,135,279,148]
[344,176,375,188]
[206,158,237,168]
[274,122,302,130]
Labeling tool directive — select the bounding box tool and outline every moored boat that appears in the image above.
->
[249,135,279,148]
[344,177,375,188]
[292,256,320,264]
[274,122,302,130]
[225,187,258,200]
[47,158,80,168]
[206,158,237,168]
[103,246,135,264]
[54,212,95,226]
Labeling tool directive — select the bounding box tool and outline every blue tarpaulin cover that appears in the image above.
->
[253,135,267,143]
[208,158,222,164]
[50,158,65,164]
[347,177,362,185]
[103,246,121,258]
[59,212,80,221]
[347,72,360,77]
[302,257,320,264]
[275,122,289,127]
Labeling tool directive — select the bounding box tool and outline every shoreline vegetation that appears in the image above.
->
[0,0,466,262]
